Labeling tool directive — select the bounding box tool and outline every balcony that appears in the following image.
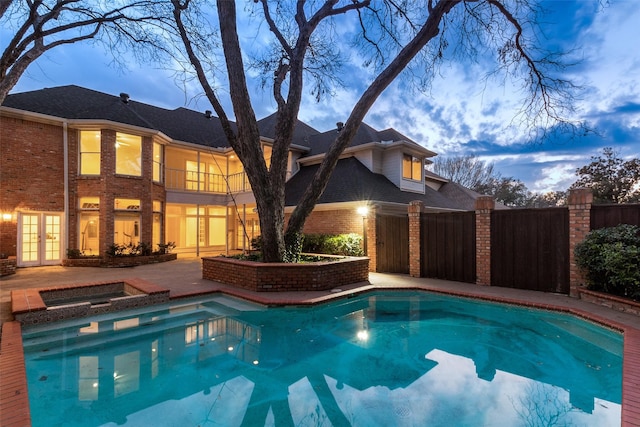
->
[165,168,251,194]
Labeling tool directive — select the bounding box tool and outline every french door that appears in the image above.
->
[18,212,63,267]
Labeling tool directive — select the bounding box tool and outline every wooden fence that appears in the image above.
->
[376,193,637,296]
[591,203,640,229]
[490,208,570,294]
[420,211,476,283]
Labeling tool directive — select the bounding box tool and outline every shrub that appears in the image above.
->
[302,233,364,256]
[67,248,84,259]
[155,242,176,255]
[575,224,640,300]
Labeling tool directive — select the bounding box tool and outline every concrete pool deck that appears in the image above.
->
[1,256,639,426]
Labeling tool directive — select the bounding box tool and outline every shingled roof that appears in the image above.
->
[257,112,320,146]
[304,123,419,156]
[285,157,464,210]
[3,85,233,148]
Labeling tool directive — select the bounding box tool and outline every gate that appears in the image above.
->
[491,208,569,293]
[420,211,476,283]
[375,214,409,273]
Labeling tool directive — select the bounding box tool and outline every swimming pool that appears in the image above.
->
[22,291,622,426]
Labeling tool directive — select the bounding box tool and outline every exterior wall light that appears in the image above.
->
[2,213,13,221]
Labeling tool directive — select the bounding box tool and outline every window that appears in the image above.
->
[79,197,100,254]
[114,198,140,246]
[114,198,140,211]
[79,131,101,175]
[153,142,163,182]
[402,154,422,181]
[186,161,204,191]
[115,133,142,176]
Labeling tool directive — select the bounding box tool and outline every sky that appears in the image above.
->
[4,0,639,194]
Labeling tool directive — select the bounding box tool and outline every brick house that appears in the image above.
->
[1,85,487,268]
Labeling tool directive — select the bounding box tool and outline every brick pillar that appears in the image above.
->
[408,201,423,277]
[568,188,593,297]
[475,196,495,286]
[367,205,378,272]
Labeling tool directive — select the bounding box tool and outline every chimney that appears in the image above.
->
[336,122,344,132]
[119,93,130,104]
[205,110,212,119]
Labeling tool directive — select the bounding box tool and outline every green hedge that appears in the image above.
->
[574,224,640,300]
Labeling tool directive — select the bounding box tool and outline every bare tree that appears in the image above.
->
[0,0,169,103]
[165,0,583,261]
[432,155,499,190]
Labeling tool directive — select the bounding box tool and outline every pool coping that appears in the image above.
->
[2,282,639,427]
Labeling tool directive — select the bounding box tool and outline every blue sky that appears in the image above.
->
[5,0,639,193]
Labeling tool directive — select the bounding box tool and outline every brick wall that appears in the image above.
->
[202,256,370,291]
[568,188,593,297]
[0,116,65,256]
[475,196,494,286]
[0,117,167,258]
[292,209,364,235]
[408,201,422,277]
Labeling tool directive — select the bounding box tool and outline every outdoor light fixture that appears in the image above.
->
[1,213,12,221]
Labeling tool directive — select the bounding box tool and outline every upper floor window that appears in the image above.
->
[114,198,140,210]
[79,131,101,175]
[402,154,422,181]
[153,142,163,182]
[115,133,142,176]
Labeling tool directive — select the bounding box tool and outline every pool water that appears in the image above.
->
[22,291,623,426]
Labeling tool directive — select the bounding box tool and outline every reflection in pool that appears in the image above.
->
[22,291,622,426]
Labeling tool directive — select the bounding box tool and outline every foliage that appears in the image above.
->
[106,242,151,257]
[155,242,176,255]
[66,248,99,259]
[525,191,567,208]
[249,233,364,260]
[66,248,84,259]
[302,233,364,257]
[570,147,640,204]
[574,224,640,300]
[475,177,531,207]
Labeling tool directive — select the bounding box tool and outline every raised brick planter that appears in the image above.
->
[62,253,177,267]
[578,288,640,316]
[0,256,17,276]
[202,255,369,292]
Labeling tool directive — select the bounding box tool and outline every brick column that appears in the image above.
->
[568,188,593,297]
[367,205,378,272]
[475,196,495,286]
[408,201,423,277]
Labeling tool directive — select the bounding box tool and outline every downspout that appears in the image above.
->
[63,121,69,259]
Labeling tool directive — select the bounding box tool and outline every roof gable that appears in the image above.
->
[285,157,464,210]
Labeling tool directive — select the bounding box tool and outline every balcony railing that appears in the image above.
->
[165,168,251,194]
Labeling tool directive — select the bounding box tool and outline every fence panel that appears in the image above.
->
[375,215,409,273]
[491,208,569,293]
[420,211,476,283]
[591,204,640,229]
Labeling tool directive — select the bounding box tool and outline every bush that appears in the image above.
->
[574,224,640,300]
[302,233,364,256]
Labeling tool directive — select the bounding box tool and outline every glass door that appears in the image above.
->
[18,212,63,266]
